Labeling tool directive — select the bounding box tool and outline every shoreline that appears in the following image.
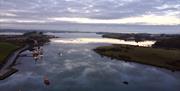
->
[0,45,29,80]
[0,31,56,80]
[94,44,180,71]
[99,33,180,42]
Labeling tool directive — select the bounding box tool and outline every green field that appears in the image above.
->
[0,42,19,64]
[94,44,180,71]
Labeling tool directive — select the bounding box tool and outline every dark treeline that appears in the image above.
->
[0,31,56,46]
[153,36,180,49]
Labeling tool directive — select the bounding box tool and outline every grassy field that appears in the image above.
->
[0,42,19,64]
[94,44,180,71]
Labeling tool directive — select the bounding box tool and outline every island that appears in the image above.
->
[94,33,180,71]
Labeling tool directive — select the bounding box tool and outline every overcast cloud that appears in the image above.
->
[0,0,180,30]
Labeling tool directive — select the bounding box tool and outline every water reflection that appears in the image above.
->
[0,32,22,35]
[51,38,155,47]
[0,33,179,91]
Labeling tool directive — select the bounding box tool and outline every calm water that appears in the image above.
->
[0,33,180,91]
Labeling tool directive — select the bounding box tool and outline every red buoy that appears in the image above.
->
[43,76,50,86]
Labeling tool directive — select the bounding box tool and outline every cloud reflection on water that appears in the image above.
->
[51,38,155,47]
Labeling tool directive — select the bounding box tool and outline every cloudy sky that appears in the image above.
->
[0,0,180,32]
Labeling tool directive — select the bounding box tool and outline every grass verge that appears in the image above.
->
[94,44,180,71]
[0,42,19,64]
